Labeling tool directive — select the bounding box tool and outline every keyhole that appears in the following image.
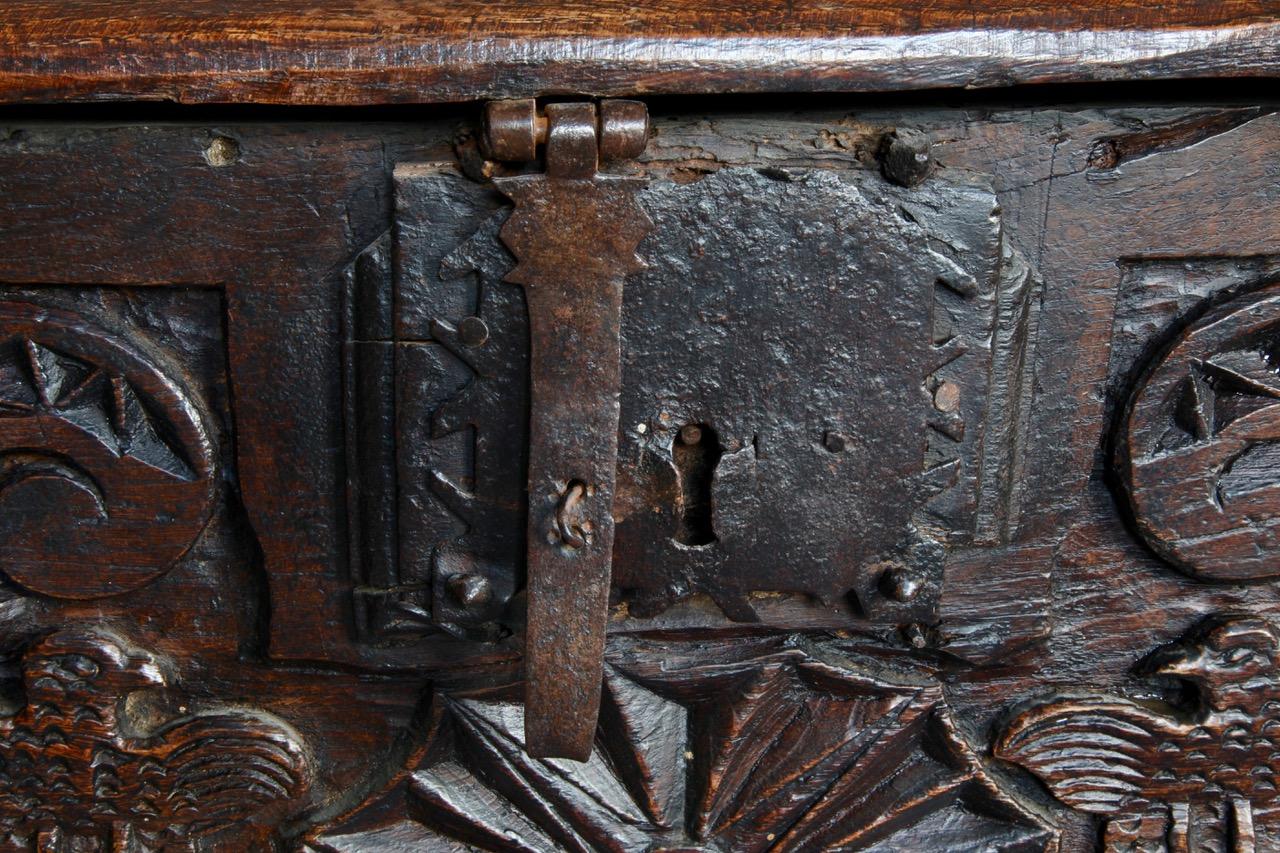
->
[673,423,720,546]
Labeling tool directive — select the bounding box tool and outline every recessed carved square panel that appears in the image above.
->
[0,286,227,600]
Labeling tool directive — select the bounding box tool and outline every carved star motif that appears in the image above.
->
[0,336,195,481]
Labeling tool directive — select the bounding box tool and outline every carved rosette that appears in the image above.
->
[1118,282,1280,582]
[311,636,1056,851]
[0,301,216,598]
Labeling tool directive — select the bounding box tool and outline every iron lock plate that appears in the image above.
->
[347,100,1039,757]
[391,169,1031,610]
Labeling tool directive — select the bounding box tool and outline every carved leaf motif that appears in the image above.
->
[312,636,1055,852]
[2,340,195,482]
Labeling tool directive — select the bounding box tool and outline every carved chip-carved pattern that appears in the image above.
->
[425,214,528,635]
[1119,281,1280,582]
[0,627,310,852]
[997,615,1280,852]
[311,636,1056,851]
[0,300,216,599]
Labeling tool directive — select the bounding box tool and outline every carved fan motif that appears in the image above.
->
[0,301,215,599]
[311,636,1055,852]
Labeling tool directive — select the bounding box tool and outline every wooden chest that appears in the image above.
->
[1,3,1279,850]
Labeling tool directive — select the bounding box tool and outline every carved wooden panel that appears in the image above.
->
[0,627,310,850]
[0,96,1279,851]
[1118,282,1280,582]
[315,636,1056,851]
[0,297,216,599]
[998,615,1279,851]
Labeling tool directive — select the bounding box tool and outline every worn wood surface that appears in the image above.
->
[2,86,1280,850]
[1,2,1279,104]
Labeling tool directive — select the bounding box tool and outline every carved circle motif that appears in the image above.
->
[1120,282,1280,581]
[0,301,216,598]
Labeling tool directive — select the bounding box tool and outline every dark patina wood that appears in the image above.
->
[2,2,1280,104]
[1,2,1279,850]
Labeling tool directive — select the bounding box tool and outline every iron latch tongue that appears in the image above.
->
[483,99,651,760]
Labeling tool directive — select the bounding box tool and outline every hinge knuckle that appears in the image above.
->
[482,97,650,174]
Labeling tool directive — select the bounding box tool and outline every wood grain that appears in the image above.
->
[0,1,1278,105]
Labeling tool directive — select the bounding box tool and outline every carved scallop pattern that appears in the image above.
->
[0,627,310,851]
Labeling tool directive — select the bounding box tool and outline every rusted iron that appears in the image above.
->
[879,128,933,187]
[482,98,542,161]
[597,100,650,162]
[484,98,648,167]
[488,99,652,759]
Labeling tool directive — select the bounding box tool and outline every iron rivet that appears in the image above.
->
[458,316,490,347]
[446,573,493,609]
[933,380,961,413]
[879,129,932,188]
[204,135,240,167]
[881,566,921,602]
